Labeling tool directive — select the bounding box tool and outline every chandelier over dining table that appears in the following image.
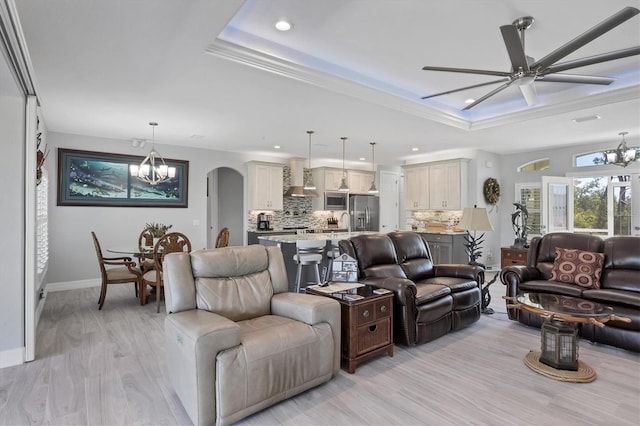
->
[130,122,175,185]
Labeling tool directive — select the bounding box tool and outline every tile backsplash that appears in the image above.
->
[406,210,463,231]
[248,165,346,230]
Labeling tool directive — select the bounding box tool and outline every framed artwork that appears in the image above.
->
[331,253,358,282]
[57,148,189,207]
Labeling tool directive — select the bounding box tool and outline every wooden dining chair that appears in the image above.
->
[91,231,142,310]
[215,227,230,248]
[137,228,155,274]
[141,232,192,312]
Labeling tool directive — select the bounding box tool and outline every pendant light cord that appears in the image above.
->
[341,137,347,176]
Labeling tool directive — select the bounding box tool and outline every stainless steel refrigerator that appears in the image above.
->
[349,195,379,232]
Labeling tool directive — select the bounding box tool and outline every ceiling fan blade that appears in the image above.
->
[519,84,538,106]
[421,78,510,99]
[422,66,511,77]
[500,25,529,71]
[542,47,640,74]
[462,81,513,110]
[531,6,640,71]
[537,73,614,85]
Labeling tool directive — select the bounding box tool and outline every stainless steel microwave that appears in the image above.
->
[324,192,348,210]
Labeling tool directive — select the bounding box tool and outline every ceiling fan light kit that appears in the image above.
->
[421,7,640,110]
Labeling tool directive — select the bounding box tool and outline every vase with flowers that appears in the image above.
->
[145,222,172,246]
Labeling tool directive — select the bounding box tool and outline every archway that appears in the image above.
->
[207,167,244,247]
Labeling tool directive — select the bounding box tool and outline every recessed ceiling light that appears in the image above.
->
[572,114,601,123]
[359,157,366,161]
[411,147,419,152]
[273,145,281,149]
[464,98,475,104]
[274,19,292,31]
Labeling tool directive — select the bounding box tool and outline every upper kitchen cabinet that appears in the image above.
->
[247,161,283,210]
[403,159,468,211]
[428,160,467,210]
[311,167,345,192]
[403,164,429,210]
[348,170,374,194]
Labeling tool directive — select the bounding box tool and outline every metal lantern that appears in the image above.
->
[540,319,579,370]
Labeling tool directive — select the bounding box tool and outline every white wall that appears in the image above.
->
[468,151,502,268]
[498,138,640,249]
[46,132,274,285]
[0,94,26,357]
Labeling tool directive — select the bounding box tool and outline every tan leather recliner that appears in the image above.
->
[163,245,341,425]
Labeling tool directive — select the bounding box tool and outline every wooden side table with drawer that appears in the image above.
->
[501,247,529,268]
[306,284,394,373]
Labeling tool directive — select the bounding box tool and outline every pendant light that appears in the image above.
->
[129,122,175,185]
[303,130,316,190]
[338,137,349,192]
[368,142,379,194]
[605,131,637,167]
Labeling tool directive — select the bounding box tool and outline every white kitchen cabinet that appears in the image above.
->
[429,160,466,210]
[312,167,345,192]
[348,170,374,194]
[247,162,283,210]
[403,164,429,210]
[404,159,467,211]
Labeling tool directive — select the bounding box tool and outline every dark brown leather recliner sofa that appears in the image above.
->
[501,232,640,352]
[339,231,482,346]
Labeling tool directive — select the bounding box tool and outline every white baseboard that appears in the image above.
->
[0,347,24,369]
[46,278,100,292]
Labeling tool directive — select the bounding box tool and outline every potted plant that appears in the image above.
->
[145,222,172,245]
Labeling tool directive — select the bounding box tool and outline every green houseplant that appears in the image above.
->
[145,222,172,238]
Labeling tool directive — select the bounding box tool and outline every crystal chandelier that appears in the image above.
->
[130,122,175,185]
[303,130,316,190]
[368,142,379,194]
[338,137,349,192]
[605,132,637,168]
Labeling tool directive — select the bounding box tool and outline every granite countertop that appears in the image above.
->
[419,230,468,235]
[249,228,348,234]
[258,231,378,243]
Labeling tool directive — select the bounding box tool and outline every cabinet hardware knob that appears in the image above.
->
[380,305,387,312]
[362,310,370,318]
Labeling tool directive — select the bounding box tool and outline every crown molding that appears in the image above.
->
[205,39,470,131]
[469,85,640,131]
[206,39,639,133]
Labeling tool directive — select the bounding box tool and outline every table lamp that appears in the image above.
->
[458,206,494,268]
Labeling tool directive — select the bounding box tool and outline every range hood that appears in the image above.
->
[284,157,318,198]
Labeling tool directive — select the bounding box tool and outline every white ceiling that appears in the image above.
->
[13,0,640,167]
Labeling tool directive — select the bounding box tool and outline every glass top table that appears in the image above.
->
[515,292,615,323]
[506,292,631,381]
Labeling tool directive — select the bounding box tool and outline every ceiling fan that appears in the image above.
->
[421,6,640,110]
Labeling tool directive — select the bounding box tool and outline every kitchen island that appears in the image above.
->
[258,231,378,292]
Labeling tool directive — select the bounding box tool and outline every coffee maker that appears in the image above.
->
[257,212,272,231]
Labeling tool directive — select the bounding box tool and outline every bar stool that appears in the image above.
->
[293,240,326,293]
[325,239,340,282]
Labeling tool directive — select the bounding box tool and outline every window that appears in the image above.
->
[570,174,631,237]
[518,159,549,172]
[36,167,49,280]
[575,149,639,167]
[515,183,541,236]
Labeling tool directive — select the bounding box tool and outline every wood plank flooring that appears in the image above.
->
[0,281,638,425]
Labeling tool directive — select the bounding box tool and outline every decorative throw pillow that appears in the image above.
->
[550,247,605,289]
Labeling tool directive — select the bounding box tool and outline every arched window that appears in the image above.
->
[517,158,549,172]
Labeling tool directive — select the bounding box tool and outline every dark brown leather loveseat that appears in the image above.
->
[501,232,640,352]
[339,231,482,346]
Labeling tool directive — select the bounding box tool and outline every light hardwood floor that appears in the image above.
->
[1,279,639,425]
